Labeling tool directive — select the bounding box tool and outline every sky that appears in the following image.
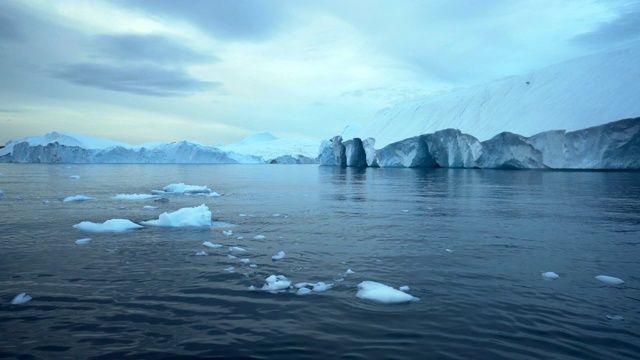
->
[1,0,639,146]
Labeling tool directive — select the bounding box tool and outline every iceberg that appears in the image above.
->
[141,204,212,227]
[356,281,419,304]
[73,219,143,232]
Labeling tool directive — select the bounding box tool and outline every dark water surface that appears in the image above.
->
[0,164,639,359]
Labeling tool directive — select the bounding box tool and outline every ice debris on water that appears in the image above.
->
[399,286,410,291]
[272,251,286,260]
[223,230,233,236]
[345,269,355,275]
[141,204,211,227]
[249,264,258,268]
[73,219,143,232]
[63,195,96,202]
[261,275,291,292]
[240,258,251,264]
[229,246,247,253]
[163,183,211,194]
[595,275,625,285]
[195,251,208,256]
[11,293,33,305]
[445,249,454,253]
[606,315,625,321]
[254,235,266,240]
[69,175,80,179]
[203,242,223,248]
[296,287,312,295]
[356,281,419,304]
[113,194,156,200]
[227,255,237,260]
[236,236,244,240]
[75,238,92,245]
[248,285,256,291]
[542,272,560,280]
[143,205,158,210]
[224,266,235,273]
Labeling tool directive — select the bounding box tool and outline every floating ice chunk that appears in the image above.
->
[224,266,235,273]
[595,275,625,285]
[75,238,92,245]
[63,195,96,202]
[273,213,281,217]
[542,272,560,280]
[236,236,244,240]
[11,293,33,305]
[209,192,221,197]
[272,251,286,260]
[227,254,237,260]
[240,258,251,264]
[445,249,454,253]
[312,282,333,292]
[143,205,158,210]
[203,242,223,248]
[151,190,166,195]
[345,269,355,275]
[296,287,312,295]
[73,219,143,232]
[195,251,208,256]
[239,214,247,217]
[141,204,211,227]
[254,235,266,240]
[261,275,291,291]
[163,183,211,194]
[606,315,625,321]
[0,189,4,195]
[249,264,258,268]
[223,230,233,236]
[401,209,409,213]
[229,246,246,252]
[248,285,256,291]
[69,175,80,179]
[356,281,419,304]
[399,286,410,292]
[113,194,156,200]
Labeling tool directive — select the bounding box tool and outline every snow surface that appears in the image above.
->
[352,41,640,147]
[11,293,33,305]
[141,204,212,227]
[595,275,624,285]
[63,195,96,202]
[73,219,143,232]
[356,281,419,304]
[113,194,156,200]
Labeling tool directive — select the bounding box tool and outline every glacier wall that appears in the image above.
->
[319,118,640,170]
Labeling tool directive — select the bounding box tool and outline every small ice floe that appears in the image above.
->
[42,200,50,204]
[63,195,96,202]
[69,175,80,179]
[11,293,33,305]
[163,183,211,194]
[222,230,233,236]
[401,209,409,213]
[356,281,419,304]
[208,192,221,197]
[0,189,4,196]
[542,272,560,280]
[606,315,625,321]
[73,219,143,232]
[261,275,291,292]
[399,286,410,292]
[154,198,170,203]
[75,238,92,245]
[113,194,156,200]
[151,190,166,195]
[143,205,158,210]
[345,269,355,275]
[445,249,454,253]
[141,204,211,227]
[254,235,266,240]
[195,251,208,256]
[296,287,312,295]
[224,266,236,273]
[595,275,625,285]
[272,251,286,260]
[229,246,246,253]
[239,214,247,217]
[312,282,333,292]
[273,213,281,217]
[249,264,258,268]
[227,254,237,260]
[202,242,223,248]
[236,236,244,240]
[294,282,333,293]
[248,285,256,291]
[240,258,251,264]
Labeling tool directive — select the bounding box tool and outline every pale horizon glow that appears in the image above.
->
[1,0,639,146]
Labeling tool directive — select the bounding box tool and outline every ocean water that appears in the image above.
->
[0,164,639,360]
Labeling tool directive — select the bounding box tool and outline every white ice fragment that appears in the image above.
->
[248,285,256,291]
[399,286,410,292]
[143,205,158,210]
[224,266,235,273]
[401,209,409,213]
[63,195,96,202]
[208,192,221,197]
[11,293,33,305]
[542,272,560,280]
[163,183,211,194]
[75,238,92,245]
[445,249,454,253]
[229,246,246,252]
[312,282,333,292]
[151,190,166,195]
[202,242,223,248]
[227,255,237,260]
[236,236,244,240]
[195,251,208,256]
[239,214,247,217]
[273,213,281,217]
[141,204,211,227]
[254,235,266,240]
[113,194,156,200]
[73,219,143,232]
[223,230,233,236]
[595,275,625,285]
[271,251,286,260]
[356,281,419,304]
[249,264,258,268]
[240,258,251,264]
[345,269,355,275]
[606,315,625,321]
[261,275,291,291]
[69,175,80,179]
[296,287,312,295]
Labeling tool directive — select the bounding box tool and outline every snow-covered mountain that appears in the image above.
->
[0,132,318,164]
[351,41,640,147]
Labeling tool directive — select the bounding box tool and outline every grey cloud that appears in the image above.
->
[96,34,218,65]
[113,0,287,40]
[0,13,26,42]
[53,63,220,97]
[574,4,640,46]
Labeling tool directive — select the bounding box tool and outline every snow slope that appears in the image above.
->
[352,41,640,147]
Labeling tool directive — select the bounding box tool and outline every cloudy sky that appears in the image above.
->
[1,0,639,146]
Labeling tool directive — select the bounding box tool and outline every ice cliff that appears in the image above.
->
[320,118,640,170]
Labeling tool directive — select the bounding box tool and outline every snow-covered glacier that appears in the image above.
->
[320,118,640,170]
